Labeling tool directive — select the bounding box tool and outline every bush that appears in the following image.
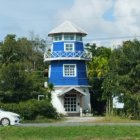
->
[0,99,58,120]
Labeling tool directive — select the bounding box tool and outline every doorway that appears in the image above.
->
[64,94,77,112]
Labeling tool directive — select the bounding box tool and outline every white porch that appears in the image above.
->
[51,87,91,116]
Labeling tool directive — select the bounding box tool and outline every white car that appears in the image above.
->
[0,109,21,126]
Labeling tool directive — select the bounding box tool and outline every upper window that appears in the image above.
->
[63,64,76,77]
[54,34,62,41]
[64,34,74,40]
[76,35,82,41]
[64,43,74,52]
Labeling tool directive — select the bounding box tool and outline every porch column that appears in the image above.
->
[80,95,83,117]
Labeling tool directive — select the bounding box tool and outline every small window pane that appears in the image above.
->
[54,34,62,41]
[76,35,82,41]
[64,43,74,52]
[64,34,74,40]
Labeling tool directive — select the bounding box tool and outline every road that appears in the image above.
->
[21,122,140,127]
[20,117,140,127]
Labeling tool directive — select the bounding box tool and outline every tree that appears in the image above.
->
[102,39,140,118]
[86,44,111,115]
[0,34,48,103]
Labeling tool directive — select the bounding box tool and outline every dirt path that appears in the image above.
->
[64,117,104,123]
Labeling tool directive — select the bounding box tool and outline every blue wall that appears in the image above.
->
[49,60,88,86]
[53,42,84,52]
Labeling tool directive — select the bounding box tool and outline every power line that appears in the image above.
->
[85,35,140,41]
[83,35,140,43]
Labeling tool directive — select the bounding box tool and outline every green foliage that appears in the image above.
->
[102,39,140,118]
[0,99,58,120]
[86,44,111,115]
[86,44,111,79]
[87,40,140,118]
[0,63,47,102]
[0,34,48,103]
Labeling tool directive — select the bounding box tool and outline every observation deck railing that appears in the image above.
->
[44,51,92,61]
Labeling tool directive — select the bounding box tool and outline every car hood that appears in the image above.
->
[2,111,19,116]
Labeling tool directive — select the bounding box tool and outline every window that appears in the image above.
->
[76,35,82,41]
[53,34,62,41]
[64,34,74,40]
[64,43,74,52]
[63,64,76,77]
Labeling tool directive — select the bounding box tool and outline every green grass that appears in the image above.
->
[0,125,140,140]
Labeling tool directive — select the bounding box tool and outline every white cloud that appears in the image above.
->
[58,0,112,30]
[114,0,140,35]
[57,0,140,46]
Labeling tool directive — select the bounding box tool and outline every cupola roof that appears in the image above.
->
[48,21,87,36]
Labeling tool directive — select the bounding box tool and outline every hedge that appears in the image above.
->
[0,99,58,120]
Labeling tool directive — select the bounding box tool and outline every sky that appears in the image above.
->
[0,0,140,47]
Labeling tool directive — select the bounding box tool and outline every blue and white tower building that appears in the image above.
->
[44,21,92,116]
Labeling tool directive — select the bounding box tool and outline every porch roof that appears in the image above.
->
[57,87,86,96]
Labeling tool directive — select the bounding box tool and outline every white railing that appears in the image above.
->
[44,51,92,61]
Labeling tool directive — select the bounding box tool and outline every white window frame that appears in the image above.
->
[64,43,74,52]
[63,64,76,77]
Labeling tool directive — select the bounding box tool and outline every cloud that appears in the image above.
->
[0,0,74,40]
[114,0,140,35]
[0,0,140,46]
[57,0,140,46]
[57,0,114,35]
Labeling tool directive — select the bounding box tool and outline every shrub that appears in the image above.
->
[0,99,58,120]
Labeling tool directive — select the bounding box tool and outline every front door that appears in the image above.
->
[64,94,77,112]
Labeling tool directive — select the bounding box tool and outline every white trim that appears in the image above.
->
[51,44,53,53]
[57,87,87,96]
[48,65,51,78]
[64,43,75,52]
[44,51,92,62]
[63,64,77,77]
[44,57,91,61]
[54,85,91,88]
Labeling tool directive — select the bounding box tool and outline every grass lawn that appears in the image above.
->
[0,125,140,140]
